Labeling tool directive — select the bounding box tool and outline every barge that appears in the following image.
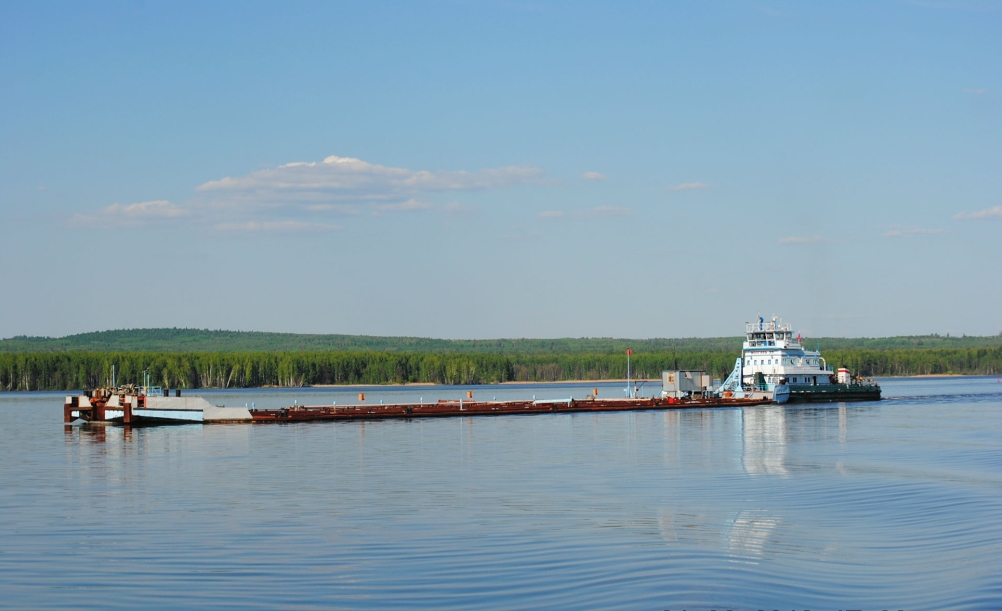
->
[64,386,772,426]
[61,316,880,426]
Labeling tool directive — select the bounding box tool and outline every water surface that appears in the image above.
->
[1,377,1000,610]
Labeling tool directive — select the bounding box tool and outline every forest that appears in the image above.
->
[3,328,1000,354]
[2,347,1000,391]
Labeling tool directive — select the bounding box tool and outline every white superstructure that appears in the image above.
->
[741,316,832,387]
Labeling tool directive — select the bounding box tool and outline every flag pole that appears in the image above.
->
[627,349,632,398]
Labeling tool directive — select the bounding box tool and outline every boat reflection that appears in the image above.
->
[63,421,251,468]
[740,403,874,475]
[741,405,788,476]
[726,510,780,560]
[654,403,875,561]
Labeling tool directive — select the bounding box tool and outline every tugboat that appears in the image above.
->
[718,316,880,403]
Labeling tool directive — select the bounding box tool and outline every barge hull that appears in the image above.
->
[66,395,773,425]
[248,396,770,422]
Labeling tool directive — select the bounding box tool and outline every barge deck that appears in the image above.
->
[64,390,772,426]
[248,396,770,423]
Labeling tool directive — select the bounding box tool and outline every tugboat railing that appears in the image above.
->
[746,320,792,334]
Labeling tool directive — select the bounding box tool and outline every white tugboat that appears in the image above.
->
[717,316,881,403]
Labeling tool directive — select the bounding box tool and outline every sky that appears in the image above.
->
[1,0,999,340]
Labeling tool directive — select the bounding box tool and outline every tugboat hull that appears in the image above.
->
[786,383,882,403]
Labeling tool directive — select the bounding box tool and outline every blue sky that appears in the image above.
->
[1,1,999,340]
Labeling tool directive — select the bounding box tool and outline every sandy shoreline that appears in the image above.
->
[305,379,661,389]
[302,375,1001,388]
[903,374,965,378]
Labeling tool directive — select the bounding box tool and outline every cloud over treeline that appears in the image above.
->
[537,206,632,220]
[778,236,831,245]
[71,200,188,226]
[665,182,709,192]
[954,205,1002,220]
[197,156,543,203]
[70,155,542,232]
[884,226,943,238]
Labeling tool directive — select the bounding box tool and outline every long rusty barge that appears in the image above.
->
[64,387,772,426]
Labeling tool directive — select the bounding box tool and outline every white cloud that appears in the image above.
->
[884,226,944,237]
[538,206,632,220]
[305,203,359,214]
[954,205,1002,220]
[213,220,341,233]
[107,200,189,218]
[197,155,544,202]
[372,199,435,213]
[581,171,607,181]
[70,155,537,233]
[588,205,632,218]
[779,236,830,245]
[500,229,540,242]
[665,182,710,192]
[70,200,189,226]
[370,199,476,216]
[440,201,475,215]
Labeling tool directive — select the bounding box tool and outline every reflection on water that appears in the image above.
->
[741,406,787,476]
[727,510,780,561]
[3,378,1002,610]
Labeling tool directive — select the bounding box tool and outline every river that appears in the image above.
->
[1,377,1000,610]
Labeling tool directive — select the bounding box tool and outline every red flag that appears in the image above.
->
[626,349,632,356]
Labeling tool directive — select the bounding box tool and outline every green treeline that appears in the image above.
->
[821,348,1002,377]
[0,351,731,391]
[3,327,1000,354]
[2,348,1000,391]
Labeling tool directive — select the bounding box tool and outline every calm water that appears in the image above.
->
[1,378,1000,610]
